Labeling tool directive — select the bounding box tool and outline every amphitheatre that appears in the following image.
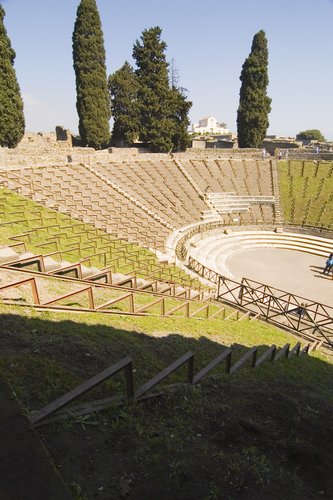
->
[0,132,333,499]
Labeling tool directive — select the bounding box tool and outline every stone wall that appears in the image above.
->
[175,148,267,160]
[262,140,301,155]
[277,149,333,161]
[0,132,97,168]
[3,132,333,169]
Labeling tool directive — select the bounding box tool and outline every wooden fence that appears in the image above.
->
[30,340,317,427]
[0,271,229,321]
[188,256,333,348]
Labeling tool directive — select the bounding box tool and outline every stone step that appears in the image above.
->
[81,264,100,278]
[43,256,60,271]
[0,247,18,263]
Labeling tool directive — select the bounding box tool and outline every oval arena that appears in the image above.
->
[1,138,333,347]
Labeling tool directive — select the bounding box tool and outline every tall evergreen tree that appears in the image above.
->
[72,0,110,149]
[108,61,140,146]
[170,86,192,152]
[133,27,174,153]
[237,30,271,148]
[0,5,25,148]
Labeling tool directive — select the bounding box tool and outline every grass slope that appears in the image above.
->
[0,303,332,499]
[0,187,203,287]
[278,160,333,226]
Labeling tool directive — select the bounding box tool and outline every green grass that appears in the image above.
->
[0,301,328,406]
[0,302,332,499]
[0,187,206,289]
[278,160,333,226]
[0,266,227,319]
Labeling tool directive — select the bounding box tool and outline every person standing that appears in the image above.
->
[323,253,333,275]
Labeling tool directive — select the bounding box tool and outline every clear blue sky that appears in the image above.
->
[2,0,333,139]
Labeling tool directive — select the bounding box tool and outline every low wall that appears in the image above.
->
[277,149,333,161]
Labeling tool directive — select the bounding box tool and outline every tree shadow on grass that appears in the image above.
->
[0,311,332,500]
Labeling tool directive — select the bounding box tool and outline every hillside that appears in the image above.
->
[0,304,332,499]
[278,160,333,227]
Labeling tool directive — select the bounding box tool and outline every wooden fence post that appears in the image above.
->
[129,293,134,313]
[225,352,232,374]
[125,362,134,399]
[187,356,194,384]
[87,287,95,310]
[31,278,41,305]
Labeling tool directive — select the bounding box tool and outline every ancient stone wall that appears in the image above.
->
[175,148,266,160]
[262,140,300,155]
[0,132,292,169]
[277,149,333,161]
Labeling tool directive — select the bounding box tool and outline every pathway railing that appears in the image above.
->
[30,340,314,427]
[188,256,333,348]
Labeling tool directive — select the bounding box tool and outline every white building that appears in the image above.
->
[192,116,229,135]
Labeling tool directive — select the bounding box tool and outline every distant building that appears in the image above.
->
[192,116,229,135]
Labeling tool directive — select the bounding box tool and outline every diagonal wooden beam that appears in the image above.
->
[255,345,276,367]
[230,347,257,374]
[30,356,133,425]
[193,348,232,384]
[135,352,194,399]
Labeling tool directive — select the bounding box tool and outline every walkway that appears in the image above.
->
[225,248,333,307]
[190,236,333,307]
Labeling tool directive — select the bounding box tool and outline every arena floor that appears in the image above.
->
[222,248,333,308]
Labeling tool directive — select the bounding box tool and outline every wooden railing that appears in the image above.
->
[188,256,333,348]
[30,340,314,427]
[30,356,134,425]
[0,271,225,321]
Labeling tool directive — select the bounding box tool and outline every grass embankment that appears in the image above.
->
[0,188,204,288]
[0,266,226,318]
[0,303,332,499]
[278,160,333,227]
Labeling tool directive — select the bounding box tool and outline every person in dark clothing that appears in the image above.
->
[323,253,333,275]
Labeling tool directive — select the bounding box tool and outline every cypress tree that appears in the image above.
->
[237,30,271,148]
[170,86,192,152]
[108,61,140,146]
[72,0,110,149]
[133,27,174,153]
[0,5,25,148]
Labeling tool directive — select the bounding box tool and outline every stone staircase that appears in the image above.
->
[201,192,276,222]
[270,159,283,222]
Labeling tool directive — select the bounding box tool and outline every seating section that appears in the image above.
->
[91,159,208,228]
[1,165,170,249]
[0,187,209,293]
[180,158,274,196]
[0,188,258,322]
[176,158,276,224]
[0,157,278,251]
[278,160,333,227]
